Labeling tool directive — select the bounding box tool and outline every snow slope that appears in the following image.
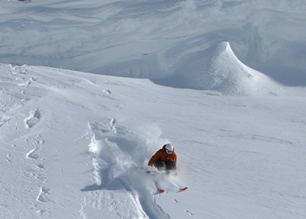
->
[1,0,306,218]
[1,63,306,219]
[1,0,306,85]
[155,41,282,95]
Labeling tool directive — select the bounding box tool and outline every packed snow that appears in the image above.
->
[1,0,306,219]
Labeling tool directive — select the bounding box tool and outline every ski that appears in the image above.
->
[158,189,165,193]
[154,182,164,193]
[147,168,187,193]
[167,177,188,192]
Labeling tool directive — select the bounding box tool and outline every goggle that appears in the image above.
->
[166,149,173,154]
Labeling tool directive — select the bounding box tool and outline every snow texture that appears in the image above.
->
[1,0,306,86]
[1,0,306,219]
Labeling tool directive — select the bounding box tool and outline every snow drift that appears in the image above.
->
[1,0,306,86]
[156,42,281,96]
[204,42,281,95]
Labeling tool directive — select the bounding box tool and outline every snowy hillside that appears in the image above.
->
[1,64,306,219]
[155,41,282,95]
[1,0,306,218]
[1,0,306,86]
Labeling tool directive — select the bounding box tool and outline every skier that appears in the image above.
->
[148,143,177,172]
[147,144,187,193]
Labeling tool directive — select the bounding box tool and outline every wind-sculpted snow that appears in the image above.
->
[155,42,282,95]
[1,0,306,86]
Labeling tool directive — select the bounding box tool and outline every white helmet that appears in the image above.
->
[165,143,174,154]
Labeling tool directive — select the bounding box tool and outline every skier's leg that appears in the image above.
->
[154,160,166,171]
[165,160,176,171]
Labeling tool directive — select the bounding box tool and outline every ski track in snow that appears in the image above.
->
[0,64,50,217]
[24,135,49,216]
[26,145,39,160]
[24,109,41,129]
[37,186,51,203]
[82,118,171,219]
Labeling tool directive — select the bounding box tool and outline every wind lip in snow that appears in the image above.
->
[205,42,283,96]
[158,41,282,96]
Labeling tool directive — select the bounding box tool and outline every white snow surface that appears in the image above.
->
[1,0,306,86]
[1,63,306,219]
[1,0,306,219]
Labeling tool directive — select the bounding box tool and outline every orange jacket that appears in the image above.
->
[148,145,177,166]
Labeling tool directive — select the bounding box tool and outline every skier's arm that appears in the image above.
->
[148,151,160,166]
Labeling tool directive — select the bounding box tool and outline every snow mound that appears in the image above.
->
[203,42,282,96]
[162,42,282,96]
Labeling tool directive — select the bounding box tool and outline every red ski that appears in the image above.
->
[155,182,164,193]
[180,187,188,191]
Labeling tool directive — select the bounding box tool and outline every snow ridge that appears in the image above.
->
[205,42,281,95]
[2,0,306,87]
[159,42,282,96]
